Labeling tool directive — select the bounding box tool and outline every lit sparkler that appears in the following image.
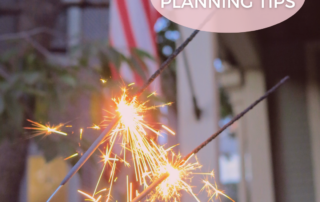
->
[24,119,67,137]
[72,86,232,202]
[47,29,284,202]
[149,151,202,202]
[131,76,290,202]
[46,29,201,202]
[101,88,173,185]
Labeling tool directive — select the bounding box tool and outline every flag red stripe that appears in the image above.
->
[141,0,158,58]
[115,0,144,85]
[115,0,137,48]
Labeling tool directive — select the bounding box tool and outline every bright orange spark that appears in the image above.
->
[100,79,107,84]
[87,124,100,130]
[147,91,157,98]
[24,119,67,137]
[95,188,107,195]
[149,148,201,202]
[162,125,175,135]
[78,190,103,202]
[80,128,83,140]
[64,153,78,161]
[202,180,235,202]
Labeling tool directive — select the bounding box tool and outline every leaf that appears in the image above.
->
[26,53,36,65]
[21,87,46,97]
[79,55,89,67]
[22,72,41,85]
[37,138,59,162]
[0,48,17,63]
[59,75,77,87]
[6,98,24,131]
[132,48,155,61]
[127,57,147,81]
[98,51,113,79]
[0,94,4,114]
[105,46,126,70]
[35,97,49,120]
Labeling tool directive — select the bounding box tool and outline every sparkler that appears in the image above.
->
[47,116,121,202]
[100,88,175,187]
[24,119,67,137]
[47,29,200,202]
[131,76,290,202]
[148,149,202,202]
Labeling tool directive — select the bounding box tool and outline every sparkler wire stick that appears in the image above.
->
[47,116,121,202]
[47,29,201,202]
[131,76,290,202]
[135,30,200,97]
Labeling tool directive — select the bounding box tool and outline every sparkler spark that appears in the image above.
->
[147,91,157,98]
[24,119,67,137]
[88,124,101,130]
[80,128,83,140]
[162,125,175,135]
[100,88,173,185]
[74,88,185,202]
[148,146,202,202]
[78,190,99,202]
[100,79,107,84]
[202,180,235,202]
[64,153,78,161]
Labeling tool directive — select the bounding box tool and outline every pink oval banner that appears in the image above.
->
[151,0,305,32]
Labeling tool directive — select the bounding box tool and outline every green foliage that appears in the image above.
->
[0,49,93,160]
[0,44,162,162]
[219,88,233,118]
[156,18,179,109]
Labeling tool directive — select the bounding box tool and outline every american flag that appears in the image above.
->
[109,0,161,93]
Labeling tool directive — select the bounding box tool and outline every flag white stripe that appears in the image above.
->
[110,0,135,83]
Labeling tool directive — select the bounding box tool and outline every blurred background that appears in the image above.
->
[0,0,319,202]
